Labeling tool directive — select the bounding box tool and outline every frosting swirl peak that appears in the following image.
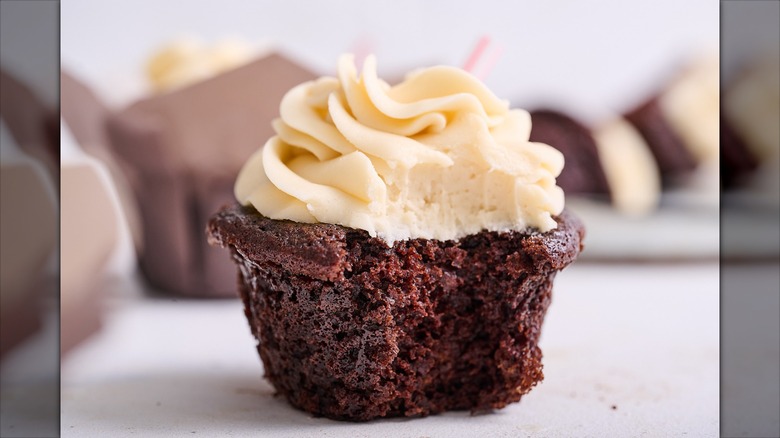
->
[235,54,565,243]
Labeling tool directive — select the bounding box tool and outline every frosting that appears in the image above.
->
[146,37,254,92]
[592,117,660,216]
[658,56,720,164]
[235,54,564,244]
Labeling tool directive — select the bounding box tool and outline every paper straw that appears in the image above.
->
[463,35,491,73]
[475,41,504,81]
[463,35,504,81]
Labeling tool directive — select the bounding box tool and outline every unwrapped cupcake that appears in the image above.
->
[207,54,584,421]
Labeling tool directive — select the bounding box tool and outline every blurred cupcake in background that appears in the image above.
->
[524,53,720,216]
[0,69,58,360]
[517,52,721,260]
[722,52,780,200]
[721,51,780,260]
[106,38,319,297]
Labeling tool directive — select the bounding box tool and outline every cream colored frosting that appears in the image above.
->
[146,37,254,92]
[658,55,720,165]
[592,117,661,216]
[235,54,565,244]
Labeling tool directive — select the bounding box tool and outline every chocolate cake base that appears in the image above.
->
[208,205,584,421]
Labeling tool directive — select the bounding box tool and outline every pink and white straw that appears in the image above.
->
[463,35,504,81]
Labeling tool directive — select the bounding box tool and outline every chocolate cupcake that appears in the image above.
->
[624,96,696,178]
[0,70,58,359]
[722,54,779,191]
[625,56,720,185]
[208,55,584,420]
[107,51,317,297]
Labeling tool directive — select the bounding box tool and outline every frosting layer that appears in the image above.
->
[659,55,720,164]
[147,37,253,92]
[235,54,564,243]
[593,117,660,216]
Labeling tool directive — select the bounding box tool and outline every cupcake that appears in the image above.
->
[106,48,317,297]
[207,55,584,420]
[0,70,58,359]
[624,56,720,186]
[0,120,56,360]
[722,53,780,192]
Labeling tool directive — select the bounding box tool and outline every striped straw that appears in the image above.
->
[463,35,503,81]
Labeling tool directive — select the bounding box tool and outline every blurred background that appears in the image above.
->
[58,0,728,271]
[1,0,777,436]
[61,0,718,117]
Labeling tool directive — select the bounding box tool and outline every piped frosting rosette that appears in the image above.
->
[235,54,564,244]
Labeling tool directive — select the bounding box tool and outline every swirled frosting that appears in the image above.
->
[235,54,564,244]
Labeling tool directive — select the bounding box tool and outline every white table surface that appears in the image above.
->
[60,262,720,437]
